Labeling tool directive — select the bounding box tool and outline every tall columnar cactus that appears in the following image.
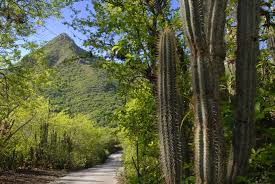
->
[227,1,260,183]
[180,0,227,183]
[157,29,184,184]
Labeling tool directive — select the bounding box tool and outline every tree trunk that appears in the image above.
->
[226,0,260,183]
[180,0,227,183]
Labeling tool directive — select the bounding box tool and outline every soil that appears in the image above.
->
[0,168,67,184]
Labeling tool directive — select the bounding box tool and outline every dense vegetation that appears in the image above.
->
[0,1,120,172]
[0,97,118,170]
[0,0,274,184]
[0,36,120,171]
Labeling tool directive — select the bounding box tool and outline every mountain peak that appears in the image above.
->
[41,33,87,66]
[57,33,71,39]
[22,33,92,67]
[54,33,73,42]
[47,33,76,47]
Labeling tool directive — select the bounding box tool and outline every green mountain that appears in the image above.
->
[26,33,120,126]
[40,33,88,66]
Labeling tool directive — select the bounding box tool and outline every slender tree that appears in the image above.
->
[227,0,260,183]
[179,0,227,183]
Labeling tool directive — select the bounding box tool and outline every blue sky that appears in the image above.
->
[22,0,274,56]
[23,1,91,53]
[22,0,180,56]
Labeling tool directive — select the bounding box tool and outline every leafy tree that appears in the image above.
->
[0,61,50,147]
[68,0,181,84]
[0,0,72,62]
[114,80,161,183]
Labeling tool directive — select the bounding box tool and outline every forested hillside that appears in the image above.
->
[24,33,121,126]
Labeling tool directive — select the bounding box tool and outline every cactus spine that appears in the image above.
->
[157,29,183,184]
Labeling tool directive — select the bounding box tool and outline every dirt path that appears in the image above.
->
[0,169,66,184]
[51,151,123,184]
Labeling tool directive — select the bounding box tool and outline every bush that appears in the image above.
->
[0,97,119,171]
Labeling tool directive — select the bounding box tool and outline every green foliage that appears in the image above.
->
[44,61,120,126]
[255,59,274,121]
[0,0,73,64]
[69,0,171,61]
[246,55,275,183]
[0,59,50,143]
[67,0,186,86]
[248,145,275,183]
[220,35,275,184]
[114,80,161,184]
[0,97,119,170]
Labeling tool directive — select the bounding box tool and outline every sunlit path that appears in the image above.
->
[51,151,123,184]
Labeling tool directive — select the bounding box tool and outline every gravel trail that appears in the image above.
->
[51,151,123,184]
